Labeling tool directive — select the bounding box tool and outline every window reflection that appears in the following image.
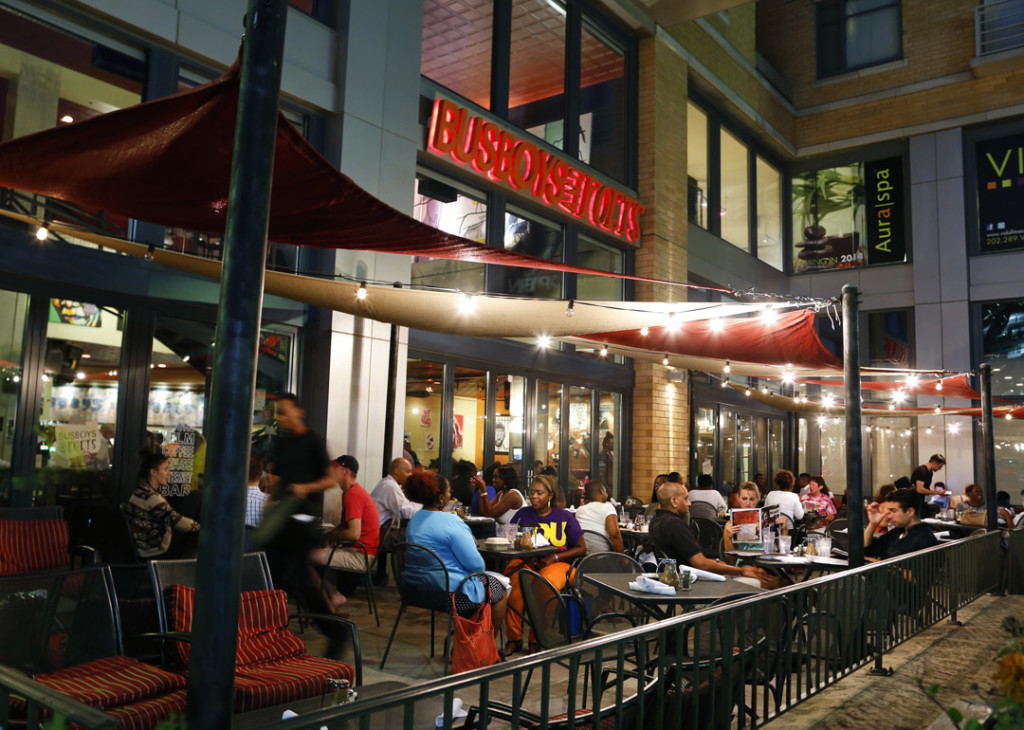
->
[535,381,561,475]
[511,0,566,148]
[495,209,562,297]
[404,359,444,469]
[597,391,619,496]
[868,417,913,489]
[580,22,626,182]
[568,386,592,492]
[687,103,709,229]
[495,373,526,467]
[720,129,749,250]
[756,156,782,270]
[450,366,487,468]
[412,173,487,292]
[696,407,717,480]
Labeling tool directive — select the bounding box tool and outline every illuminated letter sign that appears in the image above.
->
[427,98,645,243]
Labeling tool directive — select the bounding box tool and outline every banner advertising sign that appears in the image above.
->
[864,157,904,265]
[976,132,1024,252]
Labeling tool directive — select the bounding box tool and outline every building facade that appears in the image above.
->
[1,0,1023,534]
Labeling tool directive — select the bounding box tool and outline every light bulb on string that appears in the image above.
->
[599,345,608,357]
[36,225,49,241]
[666,312,680,332]
[662,354,669,366]
[460,292,475,313]
[721,378,729,388]
[640,326,649,336]
[723,361,731,374]
[565,299,575,318]
[935,379,943,392]
[356,282,367,300]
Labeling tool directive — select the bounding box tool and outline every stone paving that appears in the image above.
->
[762,594,1024,730]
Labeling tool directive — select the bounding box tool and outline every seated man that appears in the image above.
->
[313,455,380,571]
[573,478,623,553]
[649,481,766,582]
[863,488,938,560]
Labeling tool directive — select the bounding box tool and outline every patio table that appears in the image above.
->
[475,540,557,572]
[581,571,764,620]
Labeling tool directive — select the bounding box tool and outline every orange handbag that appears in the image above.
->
[450,579,501,674]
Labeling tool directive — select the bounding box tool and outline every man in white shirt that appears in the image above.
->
[689,473,727,519]
[573,479,623,553]
[370,457,417,526]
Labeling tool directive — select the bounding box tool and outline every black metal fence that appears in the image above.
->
[0,531,1003,729]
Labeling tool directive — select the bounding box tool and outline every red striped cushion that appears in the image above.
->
[31,656,185,710]
[232,656,355,713]
[167,585,305,667]
[104,689,187,730]
[0,520,69,575]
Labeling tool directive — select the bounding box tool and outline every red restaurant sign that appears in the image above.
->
[427,98,644,243]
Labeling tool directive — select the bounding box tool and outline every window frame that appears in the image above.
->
[816,0,903,79]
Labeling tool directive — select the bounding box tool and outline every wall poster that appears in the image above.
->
[977,132,1024,252]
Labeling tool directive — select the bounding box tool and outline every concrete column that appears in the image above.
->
[3,56,61,141]
[631,36,690,497]
[324,0,422,480]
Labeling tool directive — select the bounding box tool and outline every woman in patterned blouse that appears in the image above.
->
[800,475,837,531]
[126,450,200,558]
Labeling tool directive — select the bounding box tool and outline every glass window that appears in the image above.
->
[404,358,444,469]
[576,236,623,301]
[720,409,737,486]
[696,407,717,480]
[995,420,1024,498]
[817,0,901,78]
[450,366,486,467]
[756,156,783,270]
[982,300,1024,398]
[421,0,493,109]
[494,208,563,298]
[412,173,487,292]
[494,373,526,467]
[511,0,567,149]
[38,301,123,502]
[579,21,627,182]
[687,103,709,229]
[535,381,561,475]
[597,391,620,497]
[755,417,768,480]
[769,418,784,479]
[818,416,847,495]
[719,129,749,251]
[797,417,808,476]
[868,311,911,369]
[567,386,592,495]
[0,289,29,483]
[867,417,913,488]
[736,414,754,486]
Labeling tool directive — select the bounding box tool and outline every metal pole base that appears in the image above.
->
[868,665,895,677]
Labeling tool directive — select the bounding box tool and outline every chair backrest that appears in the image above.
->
[149,552,273,632]
[691,518,725,558]
[0,515,70,575]
[581,529,612,554]
[519,569,572,650]
[572,552,643,626]
[689,501,720,522]
[391,541,452,612]
[0,565,122,674]
[826,518,850,551]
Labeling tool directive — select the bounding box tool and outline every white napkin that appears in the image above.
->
[282,710,327,730]
[682,565,727,582]
[934,531,951,539]
[532,533,551,547]
[628,575,676,595]
[436,698,468,727]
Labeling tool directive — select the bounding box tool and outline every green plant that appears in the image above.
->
[791,166,865,232]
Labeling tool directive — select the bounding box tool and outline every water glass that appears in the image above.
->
[777,535,792,554]
[817,537,833,556]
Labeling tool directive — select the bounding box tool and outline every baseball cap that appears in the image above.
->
[930,453,946,464]
[333,455,359,475]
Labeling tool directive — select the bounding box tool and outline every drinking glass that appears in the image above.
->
[777,535,792,554]
[817,537,833,556]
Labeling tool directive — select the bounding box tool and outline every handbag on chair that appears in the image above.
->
[450,577,501,674]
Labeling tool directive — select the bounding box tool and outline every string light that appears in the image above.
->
[782,371,794,384]
[1006,413,1014,420]
[144,244,155,261]
[640,326,649,336]
[356,282,367,300]
[709,319,724,333]
[662,354,669,365]
[745,388,751,397]
[822,393,835,409]
[934,406,941,414]
[926,427,933,435]
[888,403,895,410]
[538,335,550,348]
[565,299,575,318]
[723,361,731,374]
[761,305,778,325]
[666,312,680,332]
[935,379,943,392]
[906,374,920,389]
[721,378,729,388]
[35,225,49,241]
[460,293,475,313]
[599,345,608,357]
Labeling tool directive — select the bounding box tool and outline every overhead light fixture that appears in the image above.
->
[934,406,941,414]
[822,393,835,408]
[782,371,794,384]
[1006,413,1014,420]
[888,403,895,410]
[356,282,367,300]
[761,306,778,325]
[906,374,920,388]
[745,388,751,397]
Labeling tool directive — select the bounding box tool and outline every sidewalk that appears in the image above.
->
[762,593,1024,729]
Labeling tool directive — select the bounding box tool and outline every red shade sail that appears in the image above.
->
[0,56,692,289]
[580,309,843,370]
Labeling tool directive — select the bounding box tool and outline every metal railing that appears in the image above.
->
[976,0,1024,56]
[0,531,1002,729]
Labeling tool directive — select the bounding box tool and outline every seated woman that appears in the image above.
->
[723,482,762,557]
[405,472,509,631]
[503,474,586,656]
[126,450,200,559]
[473,465,524,525]
[800,475,837,531]
[763,469,804,529]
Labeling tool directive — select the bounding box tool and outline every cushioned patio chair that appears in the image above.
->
[0,564,187,729]
[325,538,381,627]
[0,506,96,576]
[149,552,361,713]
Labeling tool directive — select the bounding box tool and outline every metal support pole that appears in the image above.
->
[843,285,865,570]
[980,363,998,531]
[185,2,287,727]
[382,284,402,477]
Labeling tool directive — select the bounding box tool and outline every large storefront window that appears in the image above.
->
[580,21,627,182]
[720,410,737,485]
[687,103,709,229]
[695,407,716,479]
[495,374,526,467]
[421,0,492,109]
[567,385,592,490]
[597,390,620,496]
[535,381,561,474]
[37,301,123,502]
[867,417,914,486]
[983,300,1024,397]
[576,235,624,301]
[819,417,847,494]
[791,156,905,273]
[450,366,486,468]
[511,0,567,149]
[404,358,444,469]
[756,156,783,270]
[0,289,28,482]
[412,173,487,292]
[495,208,563,298]
[720,129,749,251]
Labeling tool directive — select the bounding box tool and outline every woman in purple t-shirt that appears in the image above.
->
[503,474,586,657]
